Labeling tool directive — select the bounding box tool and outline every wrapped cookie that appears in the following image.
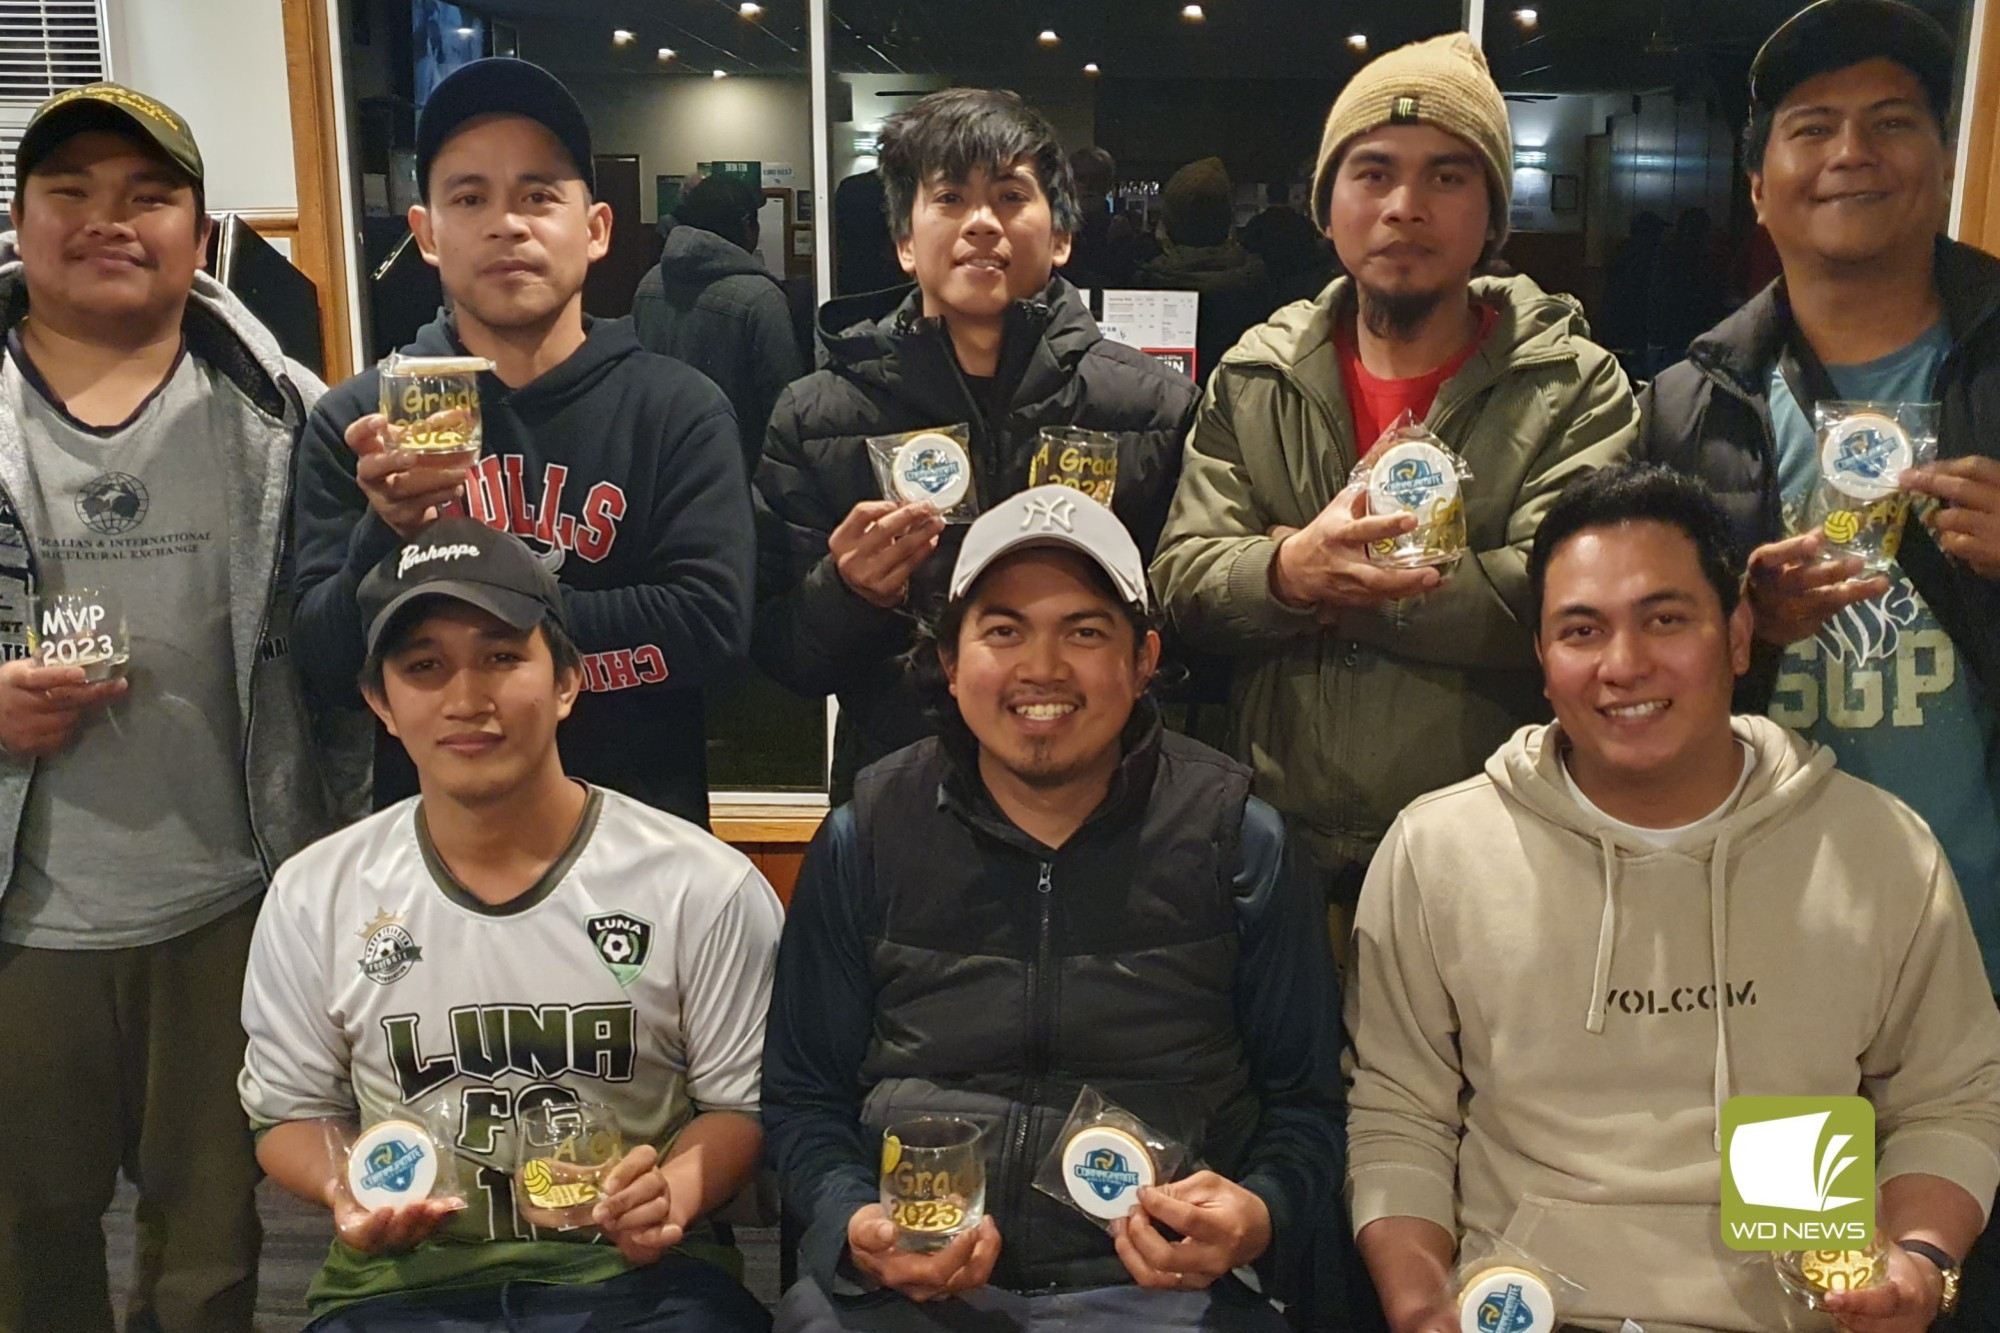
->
[868,425,981,522]
[1033,1087,1196,1230]
[1349,412,1472,570]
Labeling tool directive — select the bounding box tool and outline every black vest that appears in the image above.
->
[848,715,1259,1292]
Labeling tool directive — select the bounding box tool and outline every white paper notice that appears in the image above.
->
[1098,290,1199,350]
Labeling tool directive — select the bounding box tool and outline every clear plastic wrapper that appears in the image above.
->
[326,1093,467,1214]
[1033,1087,1196,1230]
[867,424,980,522]
[1348,412,1473,570]
[1449,1234,1585,1333]
[1804,400,1939,574]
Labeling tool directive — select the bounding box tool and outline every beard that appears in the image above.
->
[1356,282,1446,342]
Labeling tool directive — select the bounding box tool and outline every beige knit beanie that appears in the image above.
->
[1309,32,1513,255]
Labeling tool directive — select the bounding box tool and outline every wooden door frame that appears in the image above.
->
[279,0,355,383]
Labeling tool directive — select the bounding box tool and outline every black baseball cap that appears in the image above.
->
[1750,0,1956,118]
[415,58,594,199]
[359,518,566,660]
[14,83,204,198]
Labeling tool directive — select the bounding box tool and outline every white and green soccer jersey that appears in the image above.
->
[239,785,784,1309]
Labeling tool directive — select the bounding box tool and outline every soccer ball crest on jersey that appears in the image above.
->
[586,912,653,987]
[357,908,424,985]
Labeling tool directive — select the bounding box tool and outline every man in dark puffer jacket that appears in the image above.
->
[762,487,1345,1332]
[752,87,1198,802]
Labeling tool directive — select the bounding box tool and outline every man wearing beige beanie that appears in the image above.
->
[1153,32,1635,915]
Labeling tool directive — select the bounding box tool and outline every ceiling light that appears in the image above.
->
[1513,7,1538,25]
[1347,32,1368,50]
[657,46,676,60]
[1038,29,1060,44]
[738,2,762,14]
[1181,3,1205,19]
[613,28,635,44]
[454,25,475,36]
[713,68,729,78]
[1083,61,1100,74]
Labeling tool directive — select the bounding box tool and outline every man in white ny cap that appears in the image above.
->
[761,487,1346,1330]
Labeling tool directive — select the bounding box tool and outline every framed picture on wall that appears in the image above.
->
[1551,174,1581,213]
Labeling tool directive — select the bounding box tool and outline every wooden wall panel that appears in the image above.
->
[279,0,355,382]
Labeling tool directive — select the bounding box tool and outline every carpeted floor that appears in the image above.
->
[103,1178,783,1331]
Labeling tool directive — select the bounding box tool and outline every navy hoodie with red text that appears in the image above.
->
[292,311,752,825]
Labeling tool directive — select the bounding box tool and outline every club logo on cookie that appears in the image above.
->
[1369,441,1459,517]
[356,908,423,985]
[1821,414,1912,501]
[892,434,971,509]
[1458,1267,1555,1333]
[1061,1125,1156,1219]
[347,1119,440,1210]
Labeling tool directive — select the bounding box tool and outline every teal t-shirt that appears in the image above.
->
[1767,323,2000,988]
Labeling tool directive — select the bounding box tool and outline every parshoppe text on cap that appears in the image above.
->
[949,486,1151,611]
[358,517,567,660]
[13,83,203,197]
[415,58,595,198]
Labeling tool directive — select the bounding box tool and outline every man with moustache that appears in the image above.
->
[1152,33,1635,915]
[762,487,1344,1331]
[294,58,752,825]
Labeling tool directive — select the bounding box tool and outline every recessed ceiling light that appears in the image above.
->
[613,28,635,44]
[1181,3,1205,19]
[1038,29,1060,44]
[1083,61,1100,74]
[454,25,474,36]
[657,46,676,60]
[712,68,729,78]
[1346,32,1368,50]
[739,2,762,15]
[1513,7,1538,25]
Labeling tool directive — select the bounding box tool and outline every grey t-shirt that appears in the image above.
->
[0,344,262,949]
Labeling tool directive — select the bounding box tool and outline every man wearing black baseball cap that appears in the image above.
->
[293,58,753,828]
[1642,8,2000,1320]
[0,81,345,1331]
[243,518,780,1331]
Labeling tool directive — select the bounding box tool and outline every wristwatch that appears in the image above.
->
[1898,1239,1962,1316]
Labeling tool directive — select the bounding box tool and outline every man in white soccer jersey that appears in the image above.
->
[239,518,782,1332]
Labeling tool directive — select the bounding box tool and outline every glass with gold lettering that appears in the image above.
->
[379,354,492,461]
[881,1116,985,1252]
[1774,1240,1891,1310]
[29,587,127,681]
[514,1098,624,1231]
[1030,427,1119,506]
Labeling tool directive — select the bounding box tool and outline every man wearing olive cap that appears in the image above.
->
[0,83,340,1331]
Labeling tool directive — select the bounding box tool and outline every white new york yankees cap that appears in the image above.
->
[948,485,1151,610]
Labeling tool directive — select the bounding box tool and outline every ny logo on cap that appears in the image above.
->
[1021,495,1076,533]
[1391,95,1421,123]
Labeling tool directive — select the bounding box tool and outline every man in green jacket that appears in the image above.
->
[1151,32,1636,908]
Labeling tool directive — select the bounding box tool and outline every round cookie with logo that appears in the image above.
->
[1367,439,1461,526]
[1820,413,1913,502]
[1062,1124,1156,1221]
[1458,1265,1555,1333]
[892,433,972,510]
[347,1119,440,1211]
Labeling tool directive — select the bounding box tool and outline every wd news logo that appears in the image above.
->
[1720,1096,1875,1251]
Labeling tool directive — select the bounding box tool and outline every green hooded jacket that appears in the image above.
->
[1151,273,1638,875]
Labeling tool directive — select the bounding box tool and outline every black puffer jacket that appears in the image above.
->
[631,220,803,470]
[752,278,1199,800]
[1637,237,2000,707]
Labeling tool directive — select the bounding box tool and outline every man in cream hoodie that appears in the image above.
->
[1347,463,2000,1333]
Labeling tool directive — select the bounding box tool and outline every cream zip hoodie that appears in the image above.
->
[1346,716,2000,1333]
